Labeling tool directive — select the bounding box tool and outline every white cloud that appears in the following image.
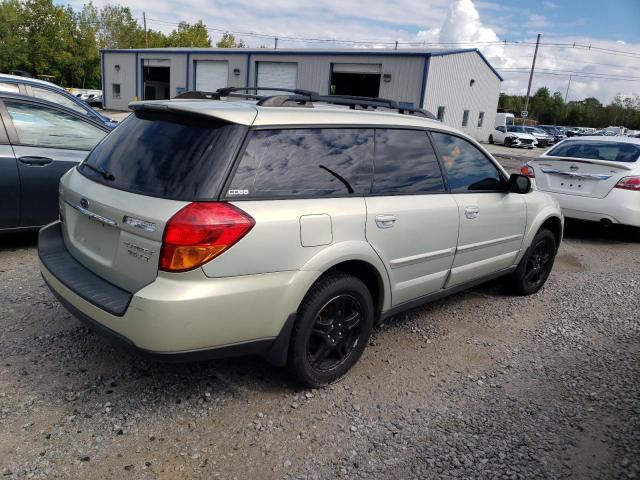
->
[542,1,558,9]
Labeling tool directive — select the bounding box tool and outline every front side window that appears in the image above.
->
[462,110,470,127]
[31,86,86,114]
[228,129,374,198]
[112,84,121,99]
[431,132,504,192]
[547,141,640,163]
[437,106,445,122]
[478,112,485,127]
[372,129,445,194]
[5,100,106,150]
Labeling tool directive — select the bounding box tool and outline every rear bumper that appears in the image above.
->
[533,186,640,227]
[39,222,313,364]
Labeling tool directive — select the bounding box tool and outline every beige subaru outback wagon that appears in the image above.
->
[39,88,563,387]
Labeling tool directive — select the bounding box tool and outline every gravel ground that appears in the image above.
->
[1,217,639,479]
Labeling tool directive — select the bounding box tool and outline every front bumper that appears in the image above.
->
[39,222,313,363]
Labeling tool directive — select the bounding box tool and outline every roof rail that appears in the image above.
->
[175,88,436,119]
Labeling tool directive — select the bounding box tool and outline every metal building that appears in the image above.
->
[100,48,502,141]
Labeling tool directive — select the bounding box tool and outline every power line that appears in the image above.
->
[497,69,640,83]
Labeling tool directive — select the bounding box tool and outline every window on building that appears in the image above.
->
[431,132,504,192]
[437,106,445,122]
[372,129,445,195]
[228,129,374,198]
[478,112,485,127]
[462,110,470,127]
[112,83,121,99]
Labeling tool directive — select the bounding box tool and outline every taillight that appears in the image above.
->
[615,176,640,191]
[160,202,255,272]
[520,165,535,178]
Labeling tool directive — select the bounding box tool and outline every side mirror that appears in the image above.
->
[508,173,531,194]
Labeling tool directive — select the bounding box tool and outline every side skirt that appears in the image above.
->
[379,265,517,322]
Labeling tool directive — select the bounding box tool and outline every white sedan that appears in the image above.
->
[490,125,537,148]
[521,137,640,227]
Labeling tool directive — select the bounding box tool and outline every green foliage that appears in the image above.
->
[216,32,246,48]
[0,0,212,88]
[499,87,640,129]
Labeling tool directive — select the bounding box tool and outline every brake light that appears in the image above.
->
[614,176,640,191]
[520,165,535,178]
[160,202,255,272]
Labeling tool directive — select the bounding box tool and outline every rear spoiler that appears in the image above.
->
[127,101,257,126]
[535,156,637,171]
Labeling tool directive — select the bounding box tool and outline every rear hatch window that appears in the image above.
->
[547,141,640,163]
[78,110,247,200]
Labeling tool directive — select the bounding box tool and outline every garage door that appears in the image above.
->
[195,61,228,92]
[256,62,298,92]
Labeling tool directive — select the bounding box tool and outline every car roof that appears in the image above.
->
[129,97,456,131]
[0,73,64,90]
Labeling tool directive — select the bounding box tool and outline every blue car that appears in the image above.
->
[0,74,117,130]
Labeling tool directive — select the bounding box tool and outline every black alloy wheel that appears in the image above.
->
[307,294,364,372]
[509,228,557,296]
[523,240,553,289]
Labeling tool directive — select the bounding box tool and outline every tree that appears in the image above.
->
[98,5,144,49]
[0,0,27,73]
[168,21,211,47]
[216,32,246,48]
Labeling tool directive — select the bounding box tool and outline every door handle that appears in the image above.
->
[464,206,480,219]
[18,156,53,166]
[375,214,397,229]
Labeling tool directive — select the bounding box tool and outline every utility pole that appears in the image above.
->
[143,12,148,48]
[523,33,541,125]
[274,37,278,49]
[564,74,572,103]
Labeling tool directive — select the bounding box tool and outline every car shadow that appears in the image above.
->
[562,218,639,244]
[0,230,38,251]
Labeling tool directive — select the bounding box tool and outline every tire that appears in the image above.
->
[509,228,557,296]
[287,273,374,387]
[505,137,513,147]
[489,135,494,144]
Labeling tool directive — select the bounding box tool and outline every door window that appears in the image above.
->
[228,128,373,198]
[431,132,504,192]
[5,100,106,150]
[0,82,20,93]
[31,86,87,114]
[373,129,445,194]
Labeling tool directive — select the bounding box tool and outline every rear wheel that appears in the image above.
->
[509,228,557,295]
[288,273,374,387]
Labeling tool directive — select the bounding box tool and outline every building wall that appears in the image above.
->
[246,54,426,106]
[423,51,501,142]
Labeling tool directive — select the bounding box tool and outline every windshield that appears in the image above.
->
[547,141,640,163]
[79,111,247,200]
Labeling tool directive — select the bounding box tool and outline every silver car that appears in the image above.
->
[39,89,563,387]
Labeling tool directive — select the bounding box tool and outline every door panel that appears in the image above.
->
[366,195,459,306]
[13,145,87,226]
[447,193,526,286]
[0,144,20,229]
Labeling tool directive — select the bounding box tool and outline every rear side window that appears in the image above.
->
[373,129,445,194]
[227,129,373,198]
[79,111,246,200]
[547,141,640,163]
[31,86,86,114]
[432,132,504,192]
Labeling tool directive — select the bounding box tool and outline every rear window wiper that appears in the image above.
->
[319,165,354,194]
[79,162,115,181]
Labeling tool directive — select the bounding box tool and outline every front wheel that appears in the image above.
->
[489,135,494,144]
[287,273,374,387]
[509,229,557,296]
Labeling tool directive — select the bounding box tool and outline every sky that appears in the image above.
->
[59,0,640,104]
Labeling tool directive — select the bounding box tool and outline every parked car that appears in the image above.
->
[0,93,109,231]
[524,127,555,147]
[489,125,537,148]
[537,125,566,143]
[87,94,103,109]
[0,74,116,129]
[39,89,563,387]
[521,137,640,228]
